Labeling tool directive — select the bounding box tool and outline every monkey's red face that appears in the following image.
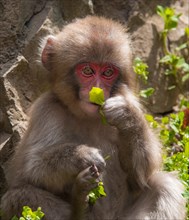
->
[75,62,120,115]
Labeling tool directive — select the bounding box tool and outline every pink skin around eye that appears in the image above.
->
[75,62,119,115]
[75,63,119,88]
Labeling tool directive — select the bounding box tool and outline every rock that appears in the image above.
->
[0,56,36,197]
[93,0,132,21]
[60,0,94,21]
[0,56,36,150]
[0,0,48,65]
[22,0,65,95]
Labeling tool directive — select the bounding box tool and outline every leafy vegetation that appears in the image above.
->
[89,86,107,124]
[133,57,154,98]
[155,10,189,217]
[133,8,189,218]
[11,206,44,220]
[89,87,105,106]
[145,98,189,219]
[156,5,181,54]
[156,5,189,90]
[88,181,107,205]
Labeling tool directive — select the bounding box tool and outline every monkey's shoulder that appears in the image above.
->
[29,91,68,119]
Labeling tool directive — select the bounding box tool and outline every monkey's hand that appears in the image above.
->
[73,165,100,200]
[75,145,106,173]
[103,96,127,128]
[102,94,161,192]
[102,95,141,130]
[70,165,101,220]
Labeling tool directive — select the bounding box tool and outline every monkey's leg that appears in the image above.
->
[103,94,162,190]
[1,184,71,220]
[121,172,186,220]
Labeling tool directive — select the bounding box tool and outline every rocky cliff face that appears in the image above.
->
[0,0,188,198]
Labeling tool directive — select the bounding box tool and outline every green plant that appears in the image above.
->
[156,5,189,90]
[164,151,189,220]
[89,87,105,106]
[89,87,107,124]
[145,100,189,218]
[179,96,189,109]
[133,57,154,98]
[11,206,44,220]
[185,27,189,38]
[88,181,107,205]
[156,5,181,54]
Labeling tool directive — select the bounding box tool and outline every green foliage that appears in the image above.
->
[159,52,189,84]
[156,5,189,90]
[145,114,158,128]
[156,5,181,55]
[159,112,187,151]
[145,99,189,218]
[185,27,189,38]
[11,206,44,220]
[133,57,150,83]
[89,87,105,106]
[156,5,181,33]
[89,87,107,124]
[164,150,189,220]
[139,88,154,98]
[179,96,189,108]
[88,181,107,205]
[133,57,154,98]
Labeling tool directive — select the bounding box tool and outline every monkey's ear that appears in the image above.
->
[41,36,57,71]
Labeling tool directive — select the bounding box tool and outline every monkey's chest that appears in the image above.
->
[63,125,127,218]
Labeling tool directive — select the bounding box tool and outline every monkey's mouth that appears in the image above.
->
[80,100,100,115]
[87,101,100,108]
[90,102,99,107]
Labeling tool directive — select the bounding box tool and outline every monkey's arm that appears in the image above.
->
[103,86,161,191]
[13,142,105,191]
[10,93,105,190]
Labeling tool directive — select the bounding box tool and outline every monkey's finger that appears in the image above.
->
[89,164,98,173]
[77,166,99,182]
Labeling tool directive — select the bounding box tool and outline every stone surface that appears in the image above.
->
[0,56,38,161]
[60,0,94,21]
[0,0,48,65]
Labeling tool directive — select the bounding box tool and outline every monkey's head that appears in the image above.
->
[41,16,135,118]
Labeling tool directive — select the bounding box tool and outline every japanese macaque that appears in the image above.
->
[1,16,186,220]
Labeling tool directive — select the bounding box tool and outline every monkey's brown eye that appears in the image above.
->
[102,69,114,78]
[82,66,94,76]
